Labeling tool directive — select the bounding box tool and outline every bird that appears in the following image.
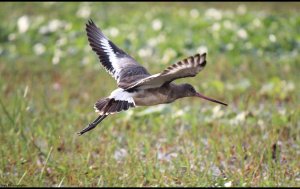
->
[78,19,227,135]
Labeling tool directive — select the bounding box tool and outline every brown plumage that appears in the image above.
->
[78,19,227,136]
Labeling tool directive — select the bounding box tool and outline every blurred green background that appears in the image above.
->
[0,2,299,187]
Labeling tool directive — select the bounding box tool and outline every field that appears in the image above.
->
[0,2,299,187]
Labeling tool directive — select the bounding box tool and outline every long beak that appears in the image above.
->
[195,92,227,106]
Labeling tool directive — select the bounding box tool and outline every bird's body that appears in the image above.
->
[110,84,186,108]
[134,85,177,106]
[78,20,227,135]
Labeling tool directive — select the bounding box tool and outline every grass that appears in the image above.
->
[0,2,300,187]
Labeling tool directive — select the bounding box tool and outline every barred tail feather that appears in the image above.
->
[94,98,135,115]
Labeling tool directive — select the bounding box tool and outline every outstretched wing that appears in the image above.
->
[124,53,207,90]
[86,19,150,87]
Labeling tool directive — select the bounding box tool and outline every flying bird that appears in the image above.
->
[78,19,227,135]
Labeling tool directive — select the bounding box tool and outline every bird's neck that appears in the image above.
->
[168,84,188,101]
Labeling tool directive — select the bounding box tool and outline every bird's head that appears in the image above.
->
[181,83,227,106]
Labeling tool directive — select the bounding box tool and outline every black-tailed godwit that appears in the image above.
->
[78,20,227,135]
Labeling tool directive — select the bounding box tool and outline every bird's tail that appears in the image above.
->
[94,97,135,115]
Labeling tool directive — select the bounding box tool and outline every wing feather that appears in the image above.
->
[86,19,150,86]
[125,53,207,90]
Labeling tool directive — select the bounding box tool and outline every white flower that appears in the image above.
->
[39,26,48,34]
[237,28,248,39]
[223,20,233,29]
[114,148,127,162]
[210,164,221,177]
[205,8,222,20]
[128,32,137,41]
[190,9,199,18]
[157,34,166,43]
[52,56,60,65]
[224,181,232,187]
[64,23,72,31]
[109,27,119,37]
[8,33,16,41]
[212,105,224,119]
[33,43,46,55]
[162,48,177,64]
[157,150,178,162]
[52,82,61,91]
[56,37,67,47]
[52,49,63,64]
[230,111,247,125]
[252,18,262,28]
[173,109,185,118]
[138,47,152,58]
[48,19,63,32]
[152,19,162,31]
[258,119,265,128]
[283,81,295,92]
[76,5,91,19]
[18,15,30,33]
[148,37,158,47]
[236,112,247,122]
[278,108,286,116]
[226,43,234,50]
[81,57,90,65]
[212,23,221,31]
[197,45,208,54]
[237,4,247,15]
[40,19,65,34]
[269,34,276,42]
[147,34,165,47]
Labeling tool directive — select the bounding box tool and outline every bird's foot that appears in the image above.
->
[77,114,107,136]
[77,123,96,136]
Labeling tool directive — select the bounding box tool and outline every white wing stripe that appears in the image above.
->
[100,38,121,80]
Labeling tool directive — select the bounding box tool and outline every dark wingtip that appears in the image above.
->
[86,19,95,28]
[88,19,94,24]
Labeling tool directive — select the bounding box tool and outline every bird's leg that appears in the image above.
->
[77,114,108,136]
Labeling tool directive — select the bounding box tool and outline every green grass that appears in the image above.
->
[0,2,300,187]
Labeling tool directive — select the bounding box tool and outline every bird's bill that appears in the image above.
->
[195,92,228,106]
